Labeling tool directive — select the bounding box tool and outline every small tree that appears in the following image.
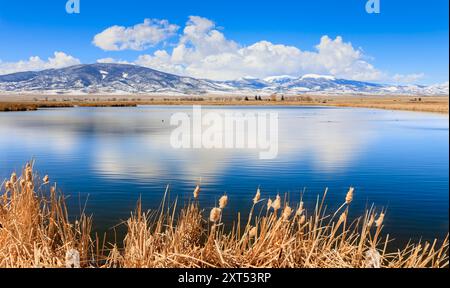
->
[245,96,249,101]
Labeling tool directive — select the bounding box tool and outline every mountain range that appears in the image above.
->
[0,63,448,96]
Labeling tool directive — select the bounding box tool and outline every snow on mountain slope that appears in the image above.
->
[300,74,336,81]
[0,64,447,96]
[264,75,297,85]
[0,63,224,94]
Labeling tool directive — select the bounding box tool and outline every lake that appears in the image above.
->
[0,106,448,246]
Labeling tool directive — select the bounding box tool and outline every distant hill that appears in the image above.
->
[0,63,448,96]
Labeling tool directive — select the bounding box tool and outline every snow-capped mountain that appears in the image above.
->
[0,63,222,95]
[0,63,448,96]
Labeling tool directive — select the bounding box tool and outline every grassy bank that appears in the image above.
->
[0,95,448,113]
[0,101,137,111]
[0,164,448,268]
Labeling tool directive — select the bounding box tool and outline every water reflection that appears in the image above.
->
[0,106,448,244]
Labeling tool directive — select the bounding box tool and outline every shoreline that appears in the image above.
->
[0,95,448,114]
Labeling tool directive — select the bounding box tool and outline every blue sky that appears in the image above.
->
[0,0,448,84]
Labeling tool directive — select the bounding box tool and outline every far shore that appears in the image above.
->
[0,94,448,114]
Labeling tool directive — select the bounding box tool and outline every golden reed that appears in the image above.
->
[0,163,448,268]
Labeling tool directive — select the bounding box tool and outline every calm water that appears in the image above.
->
[0,106,448,245]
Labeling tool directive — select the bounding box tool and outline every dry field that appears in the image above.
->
[0,163,448,268]
[0,94,448,113]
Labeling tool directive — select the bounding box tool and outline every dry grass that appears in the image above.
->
[0,162,94,268]
[1,95,448,113]
[0,165,448,268]
[0,102,136,112]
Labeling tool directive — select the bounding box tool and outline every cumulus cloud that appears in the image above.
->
[1,16,422,83]
[93,19,179,51]
[0,52,80,75]
[124,16,385,81]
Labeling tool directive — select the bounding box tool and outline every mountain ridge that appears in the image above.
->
[0,63,448,96]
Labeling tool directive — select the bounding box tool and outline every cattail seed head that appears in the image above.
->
[253,188,261,204]
[345,187,354,205]
[375,213,385,227]
[299,215,306,225]
[193,185,200,199]
[364,248,381,268]
[339,210,348,223]
[367,214,375,228]
[272,195,281,211]
[20,179,26,189]
[5,181,12,190]
[282,205,293,221]
[219,195,228,209]
[267,199,273,211]
[249,226,257,238]
[209,207,222,223]
[25,168,32,182]
[296,201,304,216]
[10,173,17,183]
[65,249,81,268]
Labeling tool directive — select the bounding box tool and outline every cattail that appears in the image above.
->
[193,185,200,199]
[65,249,80,268]
[219,195,228,209]
[25,167,32,182]
[299,215,306,225]
[339,210,348,223]
[345,187,354,205]
[249,226,257,238]
[367,214,375,228]
[272,195,281,211]
[10,172,17,183]
[282,205,293,221]
[20,179,26,189]
[267,198,273,211]
[364,248,381,268]
[5,181,12,190]
[253,188,261,204]
[375,213,385,227]
[296,201,304,216]
[43,175,49,184]
[209,207,222,223]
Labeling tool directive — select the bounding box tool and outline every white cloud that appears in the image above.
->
[393,73,425,84]
[93,19,179,51]
[125,16,386,81]
[135,51,186,75]
[0,52,80,75]
[96,58,131,65]
[0,16,424,84]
